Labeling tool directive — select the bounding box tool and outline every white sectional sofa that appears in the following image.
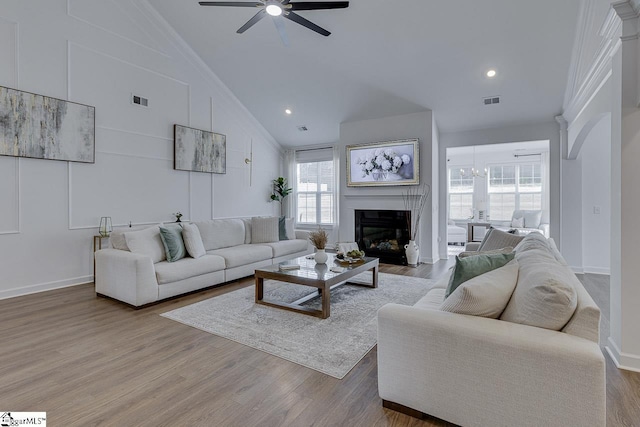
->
[95,217,312,307]
[377,233,605,427]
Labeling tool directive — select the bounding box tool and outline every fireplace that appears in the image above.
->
[355,210,410,265]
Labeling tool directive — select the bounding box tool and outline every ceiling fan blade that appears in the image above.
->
[273,17,290,46]
[284,11,330,36]
[237,9,267,33]
[289,1,348,11]
[199,2,262,7]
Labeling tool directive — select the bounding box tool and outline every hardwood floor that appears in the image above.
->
[1,261,638,426]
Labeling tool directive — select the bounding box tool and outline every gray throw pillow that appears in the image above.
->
[478,228,525,251]
[159,224,186,262]
[251,217,279,243]
[278,216,289,240]
[445,252,516,298]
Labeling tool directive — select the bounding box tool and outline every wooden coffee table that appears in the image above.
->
[254,253,379,319]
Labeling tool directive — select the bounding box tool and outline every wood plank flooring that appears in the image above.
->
[0,261,638,426]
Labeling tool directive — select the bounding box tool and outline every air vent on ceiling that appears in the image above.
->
[297,125,308,132]
[483,96,500,105]
[132,94,148,107]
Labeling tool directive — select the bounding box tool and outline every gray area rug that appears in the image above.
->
[161,272,434,379]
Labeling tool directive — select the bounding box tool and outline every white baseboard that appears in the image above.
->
[605,337,640,373]
[419,257,437,265]
[583,266,611,275]
[0,275,93,301]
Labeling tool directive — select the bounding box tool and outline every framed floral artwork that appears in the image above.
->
[346,139,419,187]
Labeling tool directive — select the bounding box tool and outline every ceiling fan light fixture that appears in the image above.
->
[266,3,283,16]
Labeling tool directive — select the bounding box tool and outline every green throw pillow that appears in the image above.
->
[445,252,515,298]
[159,224,186,262]
[278,216,289,241]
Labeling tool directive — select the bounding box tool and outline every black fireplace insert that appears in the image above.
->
[354,209,410,265]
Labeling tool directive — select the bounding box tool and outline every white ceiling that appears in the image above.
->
[147,0,581,147]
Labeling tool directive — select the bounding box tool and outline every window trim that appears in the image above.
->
[295,159,336,226]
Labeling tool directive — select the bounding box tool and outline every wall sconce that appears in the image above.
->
[245,138,253,187]
[99,217,113,237]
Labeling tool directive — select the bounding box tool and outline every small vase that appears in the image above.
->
[404,240,419,267]
[315,249,328,264]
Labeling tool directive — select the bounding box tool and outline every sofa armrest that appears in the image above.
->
[295,229,310,241]
[377,304,605,427]
[95,249,158,307]
[538,223,550,237]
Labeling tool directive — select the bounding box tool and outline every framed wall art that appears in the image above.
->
[0,86,95,163]
[174,124,226,174]
[346,138,419,187]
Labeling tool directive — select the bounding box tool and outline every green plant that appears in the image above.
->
[269,177,292,216]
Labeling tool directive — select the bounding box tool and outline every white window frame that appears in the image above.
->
[448,165,474,220]
[295,158,336,226]
[487,162,543,221]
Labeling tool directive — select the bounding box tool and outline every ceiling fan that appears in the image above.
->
[199,0,349,44]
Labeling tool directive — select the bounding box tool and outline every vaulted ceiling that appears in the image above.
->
[148,0,581,146]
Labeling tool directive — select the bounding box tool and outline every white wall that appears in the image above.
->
[438,122,562,259]
[339,111,439,263]
[0,0,281,299]
[580,116,611,274]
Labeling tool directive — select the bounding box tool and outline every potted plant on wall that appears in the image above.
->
[403,182,431,267]
[270,177,292,216]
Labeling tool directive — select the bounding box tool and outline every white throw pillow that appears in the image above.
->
[501,249,578,330]
[511,217,524,228]
[440,260,519,318]
[285,218,296,240]
[251,217,279,243]
[124,226,166,263]
[182,223,206,259]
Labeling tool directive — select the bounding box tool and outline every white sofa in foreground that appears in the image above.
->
[95,217,312,307]
[377,233,605,427]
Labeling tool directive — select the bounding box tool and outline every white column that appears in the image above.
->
[608,0,640,371]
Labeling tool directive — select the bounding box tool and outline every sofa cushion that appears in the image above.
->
[511,217,524,228]
[242,218,252,244]
[547,238,567,266]
[154,254,226,285]
[523,210,542,228]
[514,232,550,253]
[445,252,515,298]
[195,219,246,251]
[286,218,295,240]
[208,244,273,268]
[182,223,206,259]
[478,228,525,251]
[440,260,519,318]
[251,217,279,243]
[414,288,446,310]
[124,226,166,263]
[159,224,186,262]
[110,226,146,251]
[501,249,578,330]
[261,239,308,258]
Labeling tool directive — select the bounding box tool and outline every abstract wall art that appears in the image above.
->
[174,124,226,174]
[0,86,95,163]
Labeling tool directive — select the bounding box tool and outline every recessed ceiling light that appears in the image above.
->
[266,3,283,16]
[285,108,292,115]
[486,69,497,78]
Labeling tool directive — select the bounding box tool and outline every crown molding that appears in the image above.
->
[562,2,622,125]
[612,0,640,21]
[133,0,282,153]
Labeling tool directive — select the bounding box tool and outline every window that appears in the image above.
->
[488,163,542,221]
[295,148,336,225]
[448,167,474,220]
